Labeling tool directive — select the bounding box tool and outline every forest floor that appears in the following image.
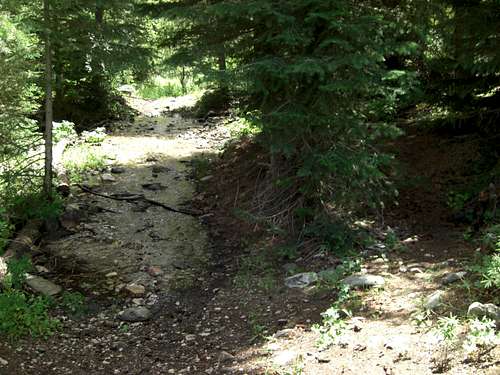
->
[0,97,498,375]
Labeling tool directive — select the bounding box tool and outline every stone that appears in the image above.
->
[118,307,152,322]
[0,357,8,366]
[272,350,299,367]
[101,173,117,183]
[274,329,294,338]
[25,275,62,296]
[111,167,126,174]
[285,272,318,288]
[141,183,163,191]
[218,351,235,362]
[60,204,84,230]
[342,274,385,288]
[425,290,445,310]
[441,271,467,285]
[124,284,146,297]
[152,165,170,174]
[117,84,135,95]
[185,334,197,341]
[147,266,163,277]
[105,272,118,278]
[200,175,213,182]
[35,265,50,274]
[468,302,500,324]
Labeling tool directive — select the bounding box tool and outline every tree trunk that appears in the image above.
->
[43,0,54,199]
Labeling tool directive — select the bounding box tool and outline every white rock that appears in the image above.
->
[25,275,62,296]
[272,350,299,367]
[285,272,318,288]
[342,274,385,288]
[468,302,500,324]
[0,357,8,366]
[426,290,445,310]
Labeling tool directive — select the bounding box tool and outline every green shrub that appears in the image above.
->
[3,256,31,290]
[0,289,59,339]
[53,121,78,143]
[60,291,86,315]
[8,192,63,222]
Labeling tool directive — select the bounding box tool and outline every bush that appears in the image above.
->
[0,289,59,339]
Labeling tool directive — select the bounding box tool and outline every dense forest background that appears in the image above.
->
[0,0,499,352]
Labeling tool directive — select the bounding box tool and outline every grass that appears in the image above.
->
[0,257,60,340]
[63,144,107,184]
[137,75,202,99]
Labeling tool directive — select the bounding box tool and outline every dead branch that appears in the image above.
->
[76,184,202,216]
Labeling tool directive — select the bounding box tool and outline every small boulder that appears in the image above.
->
[118,307,152,322]
[425,290,445,310]
[25,275,62,296]
[111,167,126,174]
[218,351,235,362]
[272,350,299,367]
[124,283,146,297]
[342,274,385,288]
[101,173,117,183]
[285,272,318,289]
[147,266,163,277]
[468,302,500,324]
[441,271,467,285]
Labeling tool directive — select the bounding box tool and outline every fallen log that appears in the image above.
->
[2,220,42,260]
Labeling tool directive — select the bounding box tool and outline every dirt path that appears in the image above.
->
[0,103,498,375]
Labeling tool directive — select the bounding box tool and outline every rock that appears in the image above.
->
[60,204,84,230]
[111,167,126,174]
[0,357,8,366]
[468,302,500,323]
[441,271,466,285]
[132,298,144,306]
[152,165,170,174]
[342,274,385,288]
[25,275,62,296]
[218,351,235,362]
[274,329,294,338]
[272,350,299,367]
[35,265,50,274]
[141,183,164,191]
[425,290,445,310]
[101,173,117,183]
[185,334,197,341]
[118,307,152,322]
[105,272,118,278]
[285,272,318,288]
[200,175,213,182]
[147,266,163,277]
[124,283,146,297]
